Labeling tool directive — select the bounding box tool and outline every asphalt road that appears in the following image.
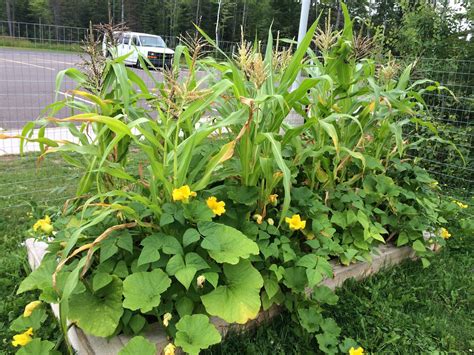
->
[0,47,169,130]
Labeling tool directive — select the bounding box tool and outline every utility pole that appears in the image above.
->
[216,0,223,48]
[121,0,124,23]
[286,0,311,126]
[297,0,311,47]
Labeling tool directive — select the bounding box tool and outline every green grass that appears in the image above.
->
[0,154,472,354]
[0,155,78,353]
[0,37,82,52]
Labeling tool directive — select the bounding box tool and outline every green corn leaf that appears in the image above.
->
[260,133,292,224]
[319,120,340,154]
[396,63,414,90]
[280,17,320,88]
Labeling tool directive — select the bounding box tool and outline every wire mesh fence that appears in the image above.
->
[0,20,88,51]
[0,20,240,56]
[0,22,472,214]
[404,57,473,195]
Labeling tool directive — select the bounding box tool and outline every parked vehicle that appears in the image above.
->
[103,31,174,68]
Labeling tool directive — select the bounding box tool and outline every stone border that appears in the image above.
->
[25,239,416,354]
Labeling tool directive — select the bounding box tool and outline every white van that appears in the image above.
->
[103,31,174,68]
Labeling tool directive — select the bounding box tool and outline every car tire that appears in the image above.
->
[135,59,143,69]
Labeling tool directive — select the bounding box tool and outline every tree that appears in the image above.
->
[5,0,15,35]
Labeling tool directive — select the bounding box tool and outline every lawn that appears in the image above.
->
[0,155,472,353]
[0,37,82,52]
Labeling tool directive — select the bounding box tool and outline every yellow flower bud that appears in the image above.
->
[163,312,172,327]
[23,301,41,317]
[197,275,206,288]
[269,194,278,205]
[164,343,176,355]
[253,214,263,225]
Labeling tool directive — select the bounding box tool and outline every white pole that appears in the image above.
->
[286,0,311,126]
[297,0,311,46]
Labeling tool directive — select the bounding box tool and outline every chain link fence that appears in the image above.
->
[0,22,472,215]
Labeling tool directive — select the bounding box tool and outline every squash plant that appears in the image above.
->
[9,4,465,355]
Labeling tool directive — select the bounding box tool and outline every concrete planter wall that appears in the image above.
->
[25,238,416,355]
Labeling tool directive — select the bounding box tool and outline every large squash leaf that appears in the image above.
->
[119,336,156,355]
[175,314,221,354]
[17,255,59,302]
[122,269,171,312]
[198,222,259,264]
[17,339,60,355]
[201,260,263,324]
[166,253,210,290]
[68,276,123,337]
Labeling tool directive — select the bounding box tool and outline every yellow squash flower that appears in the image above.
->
[11,328,33,347]
[23,301,41,317]
[267,218,275,226]
[454,200,468,209]
[33,216,53,234]
[163,312,172,327]
[440,227,451,239]
[269,194,278,205]
[172,185,197,202]
[285,214,306,230]
[163,343,176,355]
[349,346,364,355]
[206,196,226,216]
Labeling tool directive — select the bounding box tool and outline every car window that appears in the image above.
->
[123,35,130,45]
[113,33,123,44]
[131,36,139,46]
[139,35,166,48]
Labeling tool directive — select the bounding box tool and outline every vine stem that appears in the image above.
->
[52,221,137,288]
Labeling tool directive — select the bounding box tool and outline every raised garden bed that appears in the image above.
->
[25,238,416,354]
[10,9,460,354]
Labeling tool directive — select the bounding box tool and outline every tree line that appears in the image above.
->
[1,0,472,59]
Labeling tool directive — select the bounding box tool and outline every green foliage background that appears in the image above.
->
[0,0,472,61]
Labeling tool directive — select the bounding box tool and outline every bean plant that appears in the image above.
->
[9,4,469,355]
